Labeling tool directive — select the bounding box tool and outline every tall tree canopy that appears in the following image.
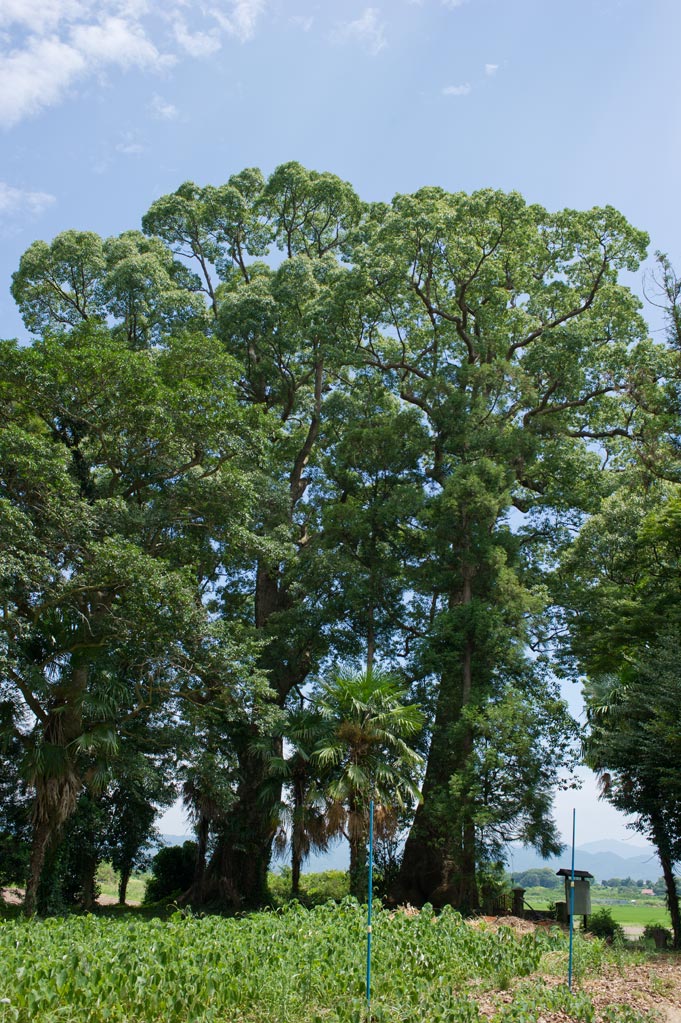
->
[1,164,660,913]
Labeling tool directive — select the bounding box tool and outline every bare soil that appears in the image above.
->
[472,915,681,1022]
[1,887,140,907]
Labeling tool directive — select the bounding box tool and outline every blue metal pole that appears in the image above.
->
[366,798,374,1015]
[568,808,576,991]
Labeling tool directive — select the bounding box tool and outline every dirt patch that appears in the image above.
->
[475,954,681,1022]
[1,888,140,908]
[584,958,681,1021]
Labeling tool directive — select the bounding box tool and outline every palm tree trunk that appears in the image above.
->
[291,850,302,897]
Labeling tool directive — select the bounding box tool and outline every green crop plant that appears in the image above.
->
[0,901,633,1023]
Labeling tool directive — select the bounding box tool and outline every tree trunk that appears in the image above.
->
[24,818,53,917]
[118,867,131,906]
[192,813,210,899]
[80,854,98,911]
[24,665,87,915]
[367,603,375,675]
[291,849,302,897]
[653,822,681,949]
[397,580,480,912]
[349,827,368,901]
[182,745,276,909]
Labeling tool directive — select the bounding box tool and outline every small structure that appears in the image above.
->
[556,868,594,926]
[511,886,525,917]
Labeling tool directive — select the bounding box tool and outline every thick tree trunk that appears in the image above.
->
[80,855,98,911]
[118,867,131,906]
[24,818,53,917]
[183,745,276,909]
[24,665,87,915]
[397,580,480,912]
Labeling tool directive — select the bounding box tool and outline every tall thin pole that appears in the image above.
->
[366,798,374,1016]
[568,808,576,992]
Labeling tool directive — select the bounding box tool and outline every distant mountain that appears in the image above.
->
[508,842,660,882]
[578,839,654,858]
[161,834,351,874]
[160,833,192,848]
[161,832,662,882]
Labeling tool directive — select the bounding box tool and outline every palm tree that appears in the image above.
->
[256,707,332,897]
[312,667,423,900]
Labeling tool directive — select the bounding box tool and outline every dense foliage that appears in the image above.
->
[1,162,679,916]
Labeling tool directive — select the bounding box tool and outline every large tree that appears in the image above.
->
[0,324,265,913]
[560,486,681,944]
[143,164,370,907]
[352,188,649,909]
[2,167,658,916]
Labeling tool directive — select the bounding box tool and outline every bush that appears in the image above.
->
[642,923,671,949]
[144,841,197,903]
[584,908,624,943]
[268,869,349,906]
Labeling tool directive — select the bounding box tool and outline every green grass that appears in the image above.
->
[94,863,148,904]
[603,903,671,927]
[0,901,645,1023]
[94,875,147,904]
[520,885,671,929]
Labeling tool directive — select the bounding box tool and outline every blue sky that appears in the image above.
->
[2,0,677,848]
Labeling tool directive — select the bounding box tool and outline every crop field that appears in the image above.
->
[1,900,678,1023]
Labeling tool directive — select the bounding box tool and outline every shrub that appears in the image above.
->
[642,923,671,949]
[144,841,197,903]
[584,908,624,943]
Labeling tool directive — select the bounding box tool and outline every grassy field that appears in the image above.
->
[0,900,661,1023]
[521,887,671,929]
[604,903,671,927]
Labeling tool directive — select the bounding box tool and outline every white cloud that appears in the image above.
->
[70,16,171,70]
[442,82,471,96]
[0,0,85,34]
[210,0,267,44]
[0,0,274,127]
[0,36,87,128]
[336,7,387,56]
[485,63,498,76]
[441,0,467,7]
[0,181,56,216]
[0,1,177,128]
[149,93,178,120]
[173,18,222,56]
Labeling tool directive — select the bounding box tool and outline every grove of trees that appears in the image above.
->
[1,163,679,936]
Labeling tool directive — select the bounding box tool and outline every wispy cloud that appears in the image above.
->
[210,0,267,44]
[485,63,498,76]
[442,83,471,96]
[0,37,88,128]
[0,0,269,128]
[0,181,56,216]
[149,93,178,120]
[70,16,171,70]
[173,18,222,57]
[115,132,146,155]
[336,7,387,56]
[0,2,173,128]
